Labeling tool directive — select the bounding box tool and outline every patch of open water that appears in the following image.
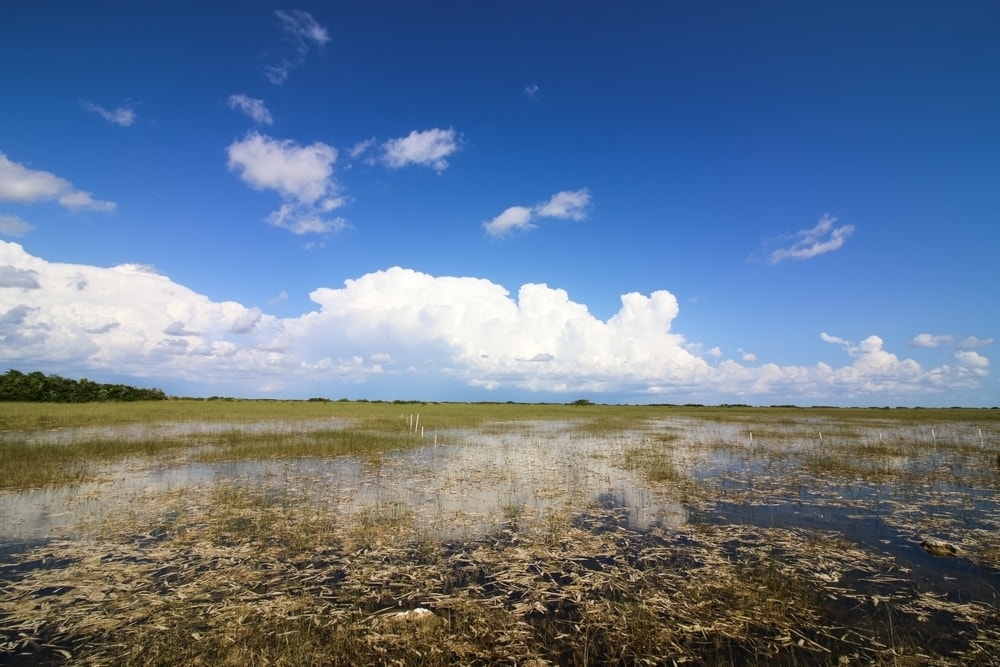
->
[0,421,685,544]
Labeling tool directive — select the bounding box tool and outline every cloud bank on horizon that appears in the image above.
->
[0,240,988,403]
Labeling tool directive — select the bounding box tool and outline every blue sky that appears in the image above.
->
[1,1,997,405]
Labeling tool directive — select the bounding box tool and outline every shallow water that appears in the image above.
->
[2,416,998,601]
[0,420,684,544]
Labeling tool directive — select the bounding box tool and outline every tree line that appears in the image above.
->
[0,370,167,402]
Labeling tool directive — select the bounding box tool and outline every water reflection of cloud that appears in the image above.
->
[0,420,684,543]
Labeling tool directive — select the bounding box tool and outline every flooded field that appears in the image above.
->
[1,403,998,665]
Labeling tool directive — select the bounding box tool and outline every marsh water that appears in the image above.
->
[4,417,998,585]
[1,419,683,544]
[2,412,999,664]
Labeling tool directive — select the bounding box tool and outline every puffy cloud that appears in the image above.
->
[0,240,990,403]
[767,214,854,264]
[81,100,136,127]
[524,83,539,99]
[227,133,336,204]
[0,265,40,288]
[911,333,948,348]
[955,350,989,376]
[534,189,591,220]
[227,94,273,125]
[227,132,345,234]
[0,152,116,212]
[0,241,285,375]
[483,189,591,238]
[265,10,330,84]
[164,321,199,337]
[382,128,460,171]
[816,333,943,394]
[0,214,33,236]
[482,206,534,237]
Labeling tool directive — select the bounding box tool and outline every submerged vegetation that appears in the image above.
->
[1,402,999,664]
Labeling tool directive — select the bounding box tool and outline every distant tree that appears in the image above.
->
[0,369,167,402]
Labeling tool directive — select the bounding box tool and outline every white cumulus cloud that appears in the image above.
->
[1,240,988,404]
[911,333,950,348]
[534,189,591,220]
[768,214,854,264]
[482,206,534,237]
[382,128,460,171]
[0,152,116,212]
[484,189,591,238]
[955,350,990,376]
[227,132,345,234]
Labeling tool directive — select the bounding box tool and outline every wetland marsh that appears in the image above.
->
[1,402,998,665]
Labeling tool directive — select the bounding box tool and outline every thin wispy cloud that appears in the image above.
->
[910,333,994,349]
[0,214,33,237]
[767,214,854,264]
[382,128,461,171]
[524,83,539,100]
[348,138,377,160]
[0,152,116,212]
[81,100,136,127]
[226,132,346,234]
[227,94,274,125]
[265,9,330,84]
[484,188,591,238]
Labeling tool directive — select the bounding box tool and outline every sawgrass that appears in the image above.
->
[0,437,192,489]
[0,414,422,490]
[2,403,999,664]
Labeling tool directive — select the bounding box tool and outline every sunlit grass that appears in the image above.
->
[3,401,997,492]
[0,437,193,489]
